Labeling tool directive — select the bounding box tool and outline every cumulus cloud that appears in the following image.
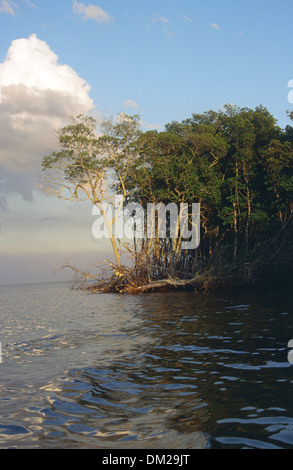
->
[0,34,94,205]
[72,0,113,23]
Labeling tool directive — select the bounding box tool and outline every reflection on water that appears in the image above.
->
[0,282,292,448]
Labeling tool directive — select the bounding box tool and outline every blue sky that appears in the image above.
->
[1,0,293,284]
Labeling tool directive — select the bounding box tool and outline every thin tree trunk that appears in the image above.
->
[100,208,121,268]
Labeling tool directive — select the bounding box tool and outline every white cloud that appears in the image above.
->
[152,14,170,24]
[123,99,139,109]
[210,23,222,31]
[0,0,15,15]
[0,34,94,204]
[180,14,193,23]
[149,14,174,39]
[288,80,293,104]
[158,16,169,24]
[0,0,36,15]
[163,28,175,40]
[72,0,113,23]
[140,121,162,131]
[23,0,36,7]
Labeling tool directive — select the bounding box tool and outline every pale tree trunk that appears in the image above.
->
[100,207,121,268]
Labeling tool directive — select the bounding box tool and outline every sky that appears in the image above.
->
[1,0,293,285]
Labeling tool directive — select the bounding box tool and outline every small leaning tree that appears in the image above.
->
[41,113,142,276]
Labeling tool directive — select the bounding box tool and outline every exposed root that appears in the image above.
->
[59,243,260,295]
[58,254,220,294]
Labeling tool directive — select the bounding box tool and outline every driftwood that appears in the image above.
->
[137,277,202,292]
[86,275,209,294]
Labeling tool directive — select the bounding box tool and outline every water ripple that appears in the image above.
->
[0,283,292,448]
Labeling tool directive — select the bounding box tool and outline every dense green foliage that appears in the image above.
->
[42,105,293,290]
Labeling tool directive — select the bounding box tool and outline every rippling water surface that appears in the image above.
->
[0,282,292,449]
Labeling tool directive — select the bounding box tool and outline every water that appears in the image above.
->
[0,282,292,449]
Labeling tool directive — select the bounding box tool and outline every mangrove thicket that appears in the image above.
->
[41,104,293,293]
